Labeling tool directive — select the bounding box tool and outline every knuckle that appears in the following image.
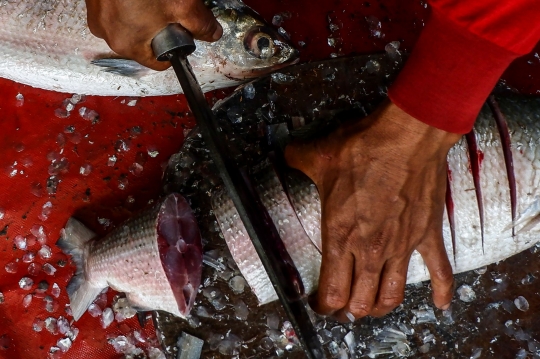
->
[321,291,348,310]
[433,266,454,285]
[348,300,371,318]
[379,295,404,309]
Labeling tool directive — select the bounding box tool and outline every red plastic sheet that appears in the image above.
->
[0,1,538,358]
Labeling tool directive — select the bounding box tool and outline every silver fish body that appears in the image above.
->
[0,0,296,96]
[57,193,203,320]
[212,96,540,304]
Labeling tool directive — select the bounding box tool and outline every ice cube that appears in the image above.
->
[243,83,256,100]
[14,235,27,250]
[145,148,159,159]
[128,163,143,177]
[42,263,57,276]
[22,294,32,308]
[33,318,44,332]
[57,316,70,335]
[234,300,249,321]
[22,251,36,263]
[515,296,529,311]
[38,245,52,259]
[457,284,476,303]
[52,283,61,298]
[31,225,47,242]
[5,261,17,273]
[0,292,4,304]
[45,317,58,335]
[228,276,246,294]
[15,93,24,107]
[19,277,34,290]
[88,303,102,317]
[28,263,41,276]
[101,308,114,328]
[470,348,482,359]
[54,108,70,118]
[79,163,92,176]
[57,338,72,353]
[107,155,117,167]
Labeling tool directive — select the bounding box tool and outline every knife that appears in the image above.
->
[151,24,325,359]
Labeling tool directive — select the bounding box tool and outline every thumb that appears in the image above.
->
[285,140,323,183]
[175,0,223,42]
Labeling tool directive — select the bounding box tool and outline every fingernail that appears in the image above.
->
[345,311,355,323]
[212,24,223,41]
[441,303,451,311]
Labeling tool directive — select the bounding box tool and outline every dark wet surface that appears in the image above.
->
[156,55,540,358]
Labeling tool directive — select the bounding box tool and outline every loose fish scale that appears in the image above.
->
[86,203,181,317]
[212,192,279,304]
[253,166,322,298]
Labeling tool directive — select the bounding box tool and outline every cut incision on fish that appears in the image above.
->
[210,95,540,305]
[57,193,203,321]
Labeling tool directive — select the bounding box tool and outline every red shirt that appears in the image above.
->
[388,0,540,134]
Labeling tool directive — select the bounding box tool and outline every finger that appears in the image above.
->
[370,258,408,317]
[335,260,382,322]
[311,248,354,316]
[173,0,223,42]
[417,233,454,310]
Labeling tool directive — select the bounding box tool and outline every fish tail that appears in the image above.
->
[57,218,104,321]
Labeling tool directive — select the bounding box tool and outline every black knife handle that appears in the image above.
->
[152,24,196,61]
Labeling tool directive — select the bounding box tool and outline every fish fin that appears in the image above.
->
[69,282,104,321]
[91,59,154,79]
[57,218,104,321]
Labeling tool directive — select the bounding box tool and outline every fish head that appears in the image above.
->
[201,2,298,79]
[157,194,203,317]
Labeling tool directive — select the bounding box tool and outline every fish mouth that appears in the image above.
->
[156,193,203,317]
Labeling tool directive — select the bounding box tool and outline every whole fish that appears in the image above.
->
[57,193,203,320]
[0,0,297,96]
[211,96,540,304]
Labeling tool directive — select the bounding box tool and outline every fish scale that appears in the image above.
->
[0,0,297,95]
[58,193,203,321]
[87,204,181,316]
[212,95,540,301]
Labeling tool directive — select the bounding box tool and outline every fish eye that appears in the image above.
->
[244,26,278,60]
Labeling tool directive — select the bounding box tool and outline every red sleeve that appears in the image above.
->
[387,0,540,134]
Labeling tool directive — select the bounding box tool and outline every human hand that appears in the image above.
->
[285,100,461,321]
[85,0,223,71]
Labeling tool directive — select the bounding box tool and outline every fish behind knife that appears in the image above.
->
[212,96,540,304]
[57,193,203,320]
[0,0,297,96]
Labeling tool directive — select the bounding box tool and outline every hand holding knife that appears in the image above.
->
[151,24,325,359]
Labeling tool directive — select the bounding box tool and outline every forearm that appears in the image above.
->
[388,0,540,134]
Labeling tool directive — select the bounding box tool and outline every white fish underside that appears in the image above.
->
[0,0,268,96]
[213,98,540,305]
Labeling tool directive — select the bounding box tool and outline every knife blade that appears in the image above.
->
[151,24,325,359]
